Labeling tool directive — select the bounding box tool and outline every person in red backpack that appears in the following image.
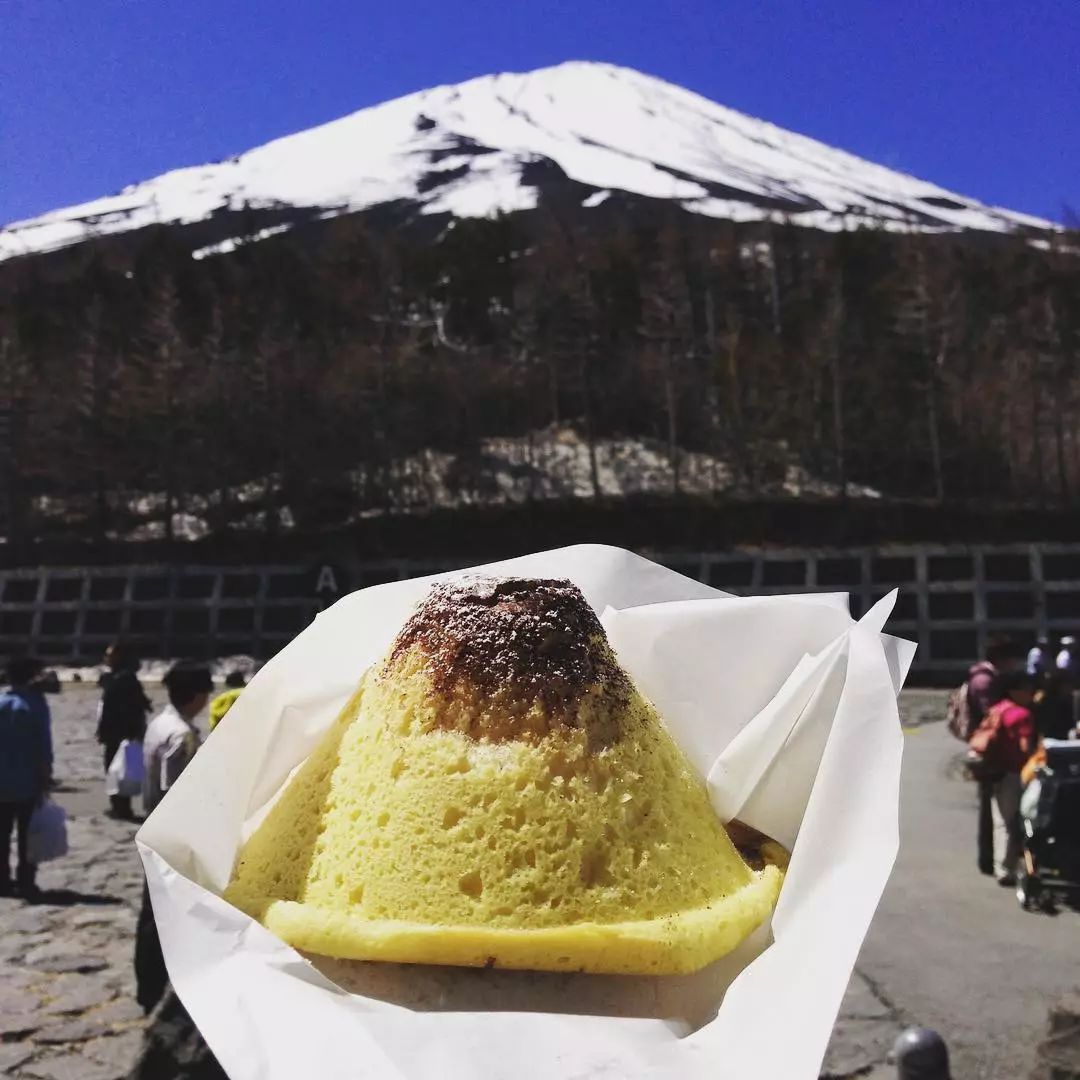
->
[970,669,1036,885]
[966,638,1025,875]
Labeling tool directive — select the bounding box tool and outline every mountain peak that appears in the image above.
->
[0,62,1054,263]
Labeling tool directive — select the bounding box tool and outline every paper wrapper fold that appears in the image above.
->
[137,544,913,1080]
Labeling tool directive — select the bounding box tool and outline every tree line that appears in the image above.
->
[0,205,1077,552]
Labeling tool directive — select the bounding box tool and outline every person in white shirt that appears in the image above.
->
[141,661,212,815]
[136,659,213,1014]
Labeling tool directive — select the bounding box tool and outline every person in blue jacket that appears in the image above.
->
[0,655,53,898]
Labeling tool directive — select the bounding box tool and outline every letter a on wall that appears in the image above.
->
[315,565,338,595]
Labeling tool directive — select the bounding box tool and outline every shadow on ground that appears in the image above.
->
[29,889,125,907]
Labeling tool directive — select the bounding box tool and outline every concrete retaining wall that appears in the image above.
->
[1,542,1076,674]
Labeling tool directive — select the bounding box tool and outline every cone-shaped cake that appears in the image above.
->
[225,577,784,974]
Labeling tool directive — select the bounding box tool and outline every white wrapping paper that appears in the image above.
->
[136,544,915,1080]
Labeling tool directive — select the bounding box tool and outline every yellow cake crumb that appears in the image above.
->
[224,577,783,974]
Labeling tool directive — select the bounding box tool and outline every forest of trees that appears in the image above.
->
[0,204,1077,555]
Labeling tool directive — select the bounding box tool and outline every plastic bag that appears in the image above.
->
[106,738,145,797]
[27,799,68,863]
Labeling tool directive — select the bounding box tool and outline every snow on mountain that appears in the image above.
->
[0,61,1054,263]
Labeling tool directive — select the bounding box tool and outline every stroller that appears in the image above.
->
[1017,739,1080,911]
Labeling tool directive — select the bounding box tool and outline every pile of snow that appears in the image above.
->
[190,222,294,260]
[29,426,879,543]
[1,62,1053,263]
[373,427,879,511]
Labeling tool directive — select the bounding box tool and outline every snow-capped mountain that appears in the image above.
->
[0,61,1053,263]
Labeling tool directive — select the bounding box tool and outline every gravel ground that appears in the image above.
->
[0,687,1004,1080]
[0,687,166,1080]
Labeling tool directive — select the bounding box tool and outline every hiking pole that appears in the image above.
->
[893,1027,950,1079]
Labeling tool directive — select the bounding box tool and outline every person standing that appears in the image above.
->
[0,656,53,898]
[972,670,1037,885]
[1035,667,1077,741]
[967,638,1024,875]
[97,641,151,820]
[136,659,213,1014]
[1027,636,1051,677]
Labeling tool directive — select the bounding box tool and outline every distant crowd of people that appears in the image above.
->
[96,642,246,822]
[0,640,246,925]
[952,636,1078,886]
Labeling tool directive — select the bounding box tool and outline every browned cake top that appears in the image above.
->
[386,576,631,736]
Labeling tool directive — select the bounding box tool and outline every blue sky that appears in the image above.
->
[2,0,1077,225]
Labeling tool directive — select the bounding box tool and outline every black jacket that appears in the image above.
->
[97,669,151,747]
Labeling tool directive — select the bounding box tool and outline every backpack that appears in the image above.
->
[946,662,995,742]
[966,700,1009,780]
